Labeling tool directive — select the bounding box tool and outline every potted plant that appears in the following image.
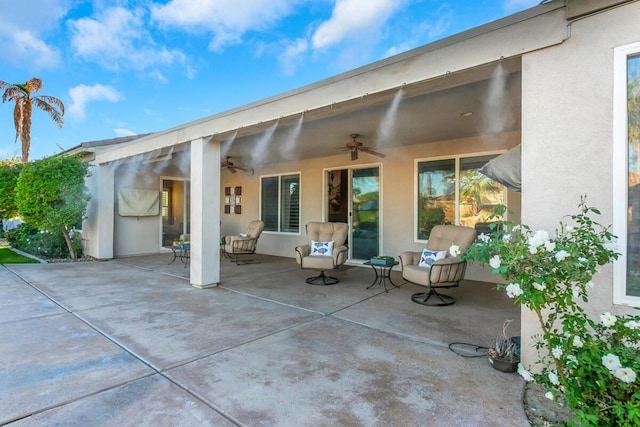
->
[487,320,520,372]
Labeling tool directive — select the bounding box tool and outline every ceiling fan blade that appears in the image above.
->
[237,166,255,176]
[359,147,386,158]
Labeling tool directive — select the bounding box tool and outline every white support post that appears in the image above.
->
[190,137,221,288]
[85,162,115,260]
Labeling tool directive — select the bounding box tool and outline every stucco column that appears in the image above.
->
[86,162,115,260]
[190,137,221,288]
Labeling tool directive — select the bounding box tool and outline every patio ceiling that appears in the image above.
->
[214,56,522,168]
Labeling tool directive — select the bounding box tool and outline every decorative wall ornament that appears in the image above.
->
[224,186,242,214]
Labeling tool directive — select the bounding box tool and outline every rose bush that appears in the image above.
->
[461,197,640,426]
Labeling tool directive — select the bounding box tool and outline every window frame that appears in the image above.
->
[613,41,640,307]
[414,151,507,243]
[260,172,301,235]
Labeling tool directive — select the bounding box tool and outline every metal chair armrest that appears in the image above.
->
[332,245,349,266]
[295,244,311,264]
[429,258,467,286]
[231,237,258,253]
[399,251,420,268]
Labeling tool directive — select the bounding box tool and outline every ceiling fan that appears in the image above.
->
[343,134,386,161]
[221,157,254,176]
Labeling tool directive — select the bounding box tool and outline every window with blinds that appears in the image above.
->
[261,173,300,233]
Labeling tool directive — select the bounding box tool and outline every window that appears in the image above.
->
[614,42,640,305]
[162,188,171,223]
[416,154,505,240]
[261,173,300,233]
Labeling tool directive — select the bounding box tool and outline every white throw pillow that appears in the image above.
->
[310,240,334,256]
[418,249,447,267]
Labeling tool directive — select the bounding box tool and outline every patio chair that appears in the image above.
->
[399,224,477,306]
[295,222,349,285]
[223,220,265,265]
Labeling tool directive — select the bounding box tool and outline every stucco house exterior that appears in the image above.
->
[79,0,640,364]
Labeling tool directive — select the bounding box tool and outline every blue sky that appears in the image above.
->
[0,0,540,160]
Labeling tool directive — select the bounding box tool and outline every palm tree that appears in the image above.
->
[459,169,502,216]
[0,78,64,162]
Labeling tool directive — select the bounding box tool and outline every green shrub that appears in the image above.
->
[3,223,82,259]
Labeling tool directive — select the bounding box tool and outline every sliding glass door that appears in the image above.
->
[326,166,380,261]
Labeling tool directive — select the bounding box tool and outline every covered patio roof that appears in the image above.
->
[94,1,566,166]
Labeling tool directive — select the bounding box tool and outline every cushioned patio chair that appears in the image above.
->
[295,222,349,285]
[400,224,477,306]
[223,220,265,265]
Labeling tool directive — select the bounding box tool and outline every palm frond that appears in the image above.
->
[38,95,64,115]
[33,97,64,127]
[2,86,22,103]
[25,78,43,93]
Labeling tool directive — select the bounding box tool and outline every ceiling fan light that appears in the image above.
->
[351,150,358,161]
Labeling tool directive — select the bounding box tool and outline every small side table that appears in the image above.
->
[168,243,190,268]
[364,261,399,292]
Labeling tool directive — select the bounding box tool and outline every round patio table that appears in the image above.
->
[168,243,190,268]
[364,261,399,293]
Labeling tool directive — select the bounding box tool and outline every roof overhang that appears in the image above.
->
[95,1,567,166]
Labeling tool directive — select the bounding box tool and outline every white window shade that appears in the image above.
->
[118,188,160,217]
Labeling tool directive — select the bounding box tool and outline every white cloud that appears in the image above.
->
[68,84,123,120]
[0,30,61,69]
[69,6,186,75]
[151,0,296,51]
[278,38,308,75]
[114,128,136,137]
[0,0,70,69]
[312,0,400,49]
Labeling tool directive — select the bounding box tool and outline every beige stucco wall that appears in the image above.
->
[220,132,521,283]
[520,0,640,364]
[112,160,189,256]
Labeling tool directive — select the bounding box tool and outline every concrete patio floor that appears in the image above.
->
[1,252,528,426]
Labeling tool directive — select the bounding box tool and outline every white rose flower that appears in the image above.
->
[602,353,622,371]
[555,250,570,262]
[625,320,640,330]
[614,367,637,383]
[544,240,556,252]
[552,346,563,359]
[578,257,588,263]
[505,283,523,298]
[572,336,583,348]
[533,282,546,291]
[528,230,550,249]
[502,234,511,242]
[548,371,559,385]
[600,312,617,327]
[565,225,574,232]
[517,363,533,381]
[478,233,490,243]
[545,391,555,401]
[489,255,501,269]
[449,244,461,257]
